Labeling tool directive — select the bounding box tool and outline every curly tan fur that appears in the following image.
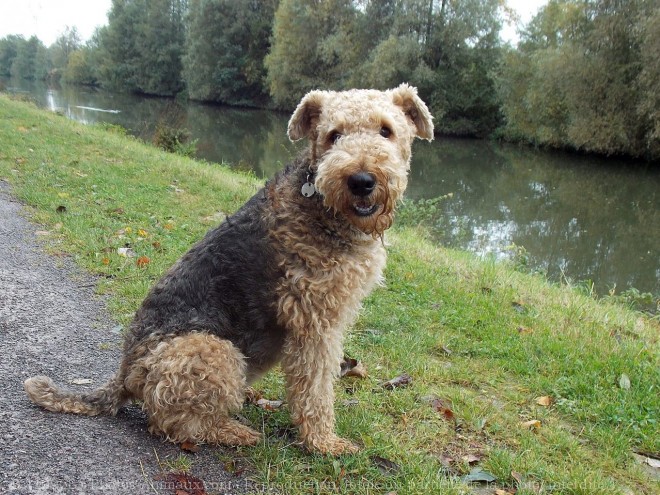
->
[24,84,433,455]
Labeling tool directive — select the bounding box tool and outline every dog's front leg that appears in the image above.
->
[281,330,358,455]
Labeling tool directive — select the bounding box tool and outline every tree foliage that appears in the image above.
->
[183,0,276,105]
[96,0,186,95]
[497,0,659,159]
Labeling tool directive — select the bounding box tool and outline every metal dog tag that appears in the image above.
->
[301,182,316,198]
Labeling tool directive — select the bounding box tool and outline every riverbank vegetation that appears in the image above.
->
[2,95,659,494]
[1,0,659,160]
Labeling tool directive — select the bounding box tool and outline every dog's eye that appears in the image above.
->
[328,131,342,144]
[379,126,392,138]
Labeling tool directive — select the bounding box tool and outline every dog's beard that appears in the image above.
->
[316,166,405,237]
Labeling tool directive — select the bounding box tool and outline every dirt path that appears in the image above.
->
[0,181,252,494]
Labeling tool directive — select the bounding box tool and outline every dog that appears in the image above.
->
[25,84,433,455]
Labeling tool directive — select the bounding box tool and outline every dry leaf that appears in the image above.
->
[152,241,162,250]
[180,441,200,453]
[117,247,136,257]
[101,257,110,265]
[136,255,150,268]
[535,395,553,406]
[35,230,51,236]
[462,454,481,465]
[159,473,207,495]
[511,470,524,483]
[382,373,412,390]
[370,455,400,475]
[495,489,516,495]
[431,398,456,422]
[340,356,368,378]
[517,326,533,334]
[618,373,631,390]
[255,398,283,411]
[521,419,541,430]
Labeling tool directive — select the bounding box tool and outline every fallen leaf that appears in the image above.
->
[462,454,481,465]
[370,455,400,475]
[101,257,110,265]
[461,467,497,483]
[535,395,553,406]
[136,255,150,268]
[180,441,199,453]
[255,398,283,411]
[495,489,515,495]
[517,326,533,334]
[117,247,136,257]
[70,378,93,385]
[618,373,631,390]
[152,241,162,250]
[35,230,51,236]
[511,301,525,313]
[521,419,541,431]
[159,473,207,495]
[137,228,149,237]
[381,373,412,390]
[340,356,368,378]
[164,222,175,230]
[431,398,456,422]
[634,453,660,469]
[511,470,524,484]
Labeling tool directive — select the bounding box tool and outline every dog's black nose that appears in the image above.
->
[347,172,376,197]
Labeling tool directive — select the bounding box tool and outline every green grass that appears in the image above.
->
[1,95,658,494]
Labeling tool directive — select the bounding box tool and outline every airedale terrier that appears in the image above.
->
[24,84,433,455]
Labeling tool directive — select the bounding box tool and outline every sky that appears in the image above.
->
[0,0,546,47]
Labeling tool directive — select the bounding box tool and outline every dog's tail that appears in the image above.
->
[24,374,127,416]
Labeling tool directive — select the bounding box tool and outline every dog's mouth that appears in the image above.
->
[352,202,380,217]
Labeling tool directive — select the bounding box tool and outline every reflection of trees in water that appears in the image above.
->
[410,138,660,295]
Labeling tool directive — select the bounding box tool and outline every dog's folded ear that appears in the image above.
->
[288,91,326,142]
[391,83,434,141]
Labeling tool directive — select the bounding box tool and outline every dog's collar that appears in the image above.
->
[301,168,317,198]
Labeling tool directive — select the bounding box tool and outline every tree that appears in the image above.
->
[183,0,277,105]
[497,0,659,159]
[97,0,187,95]
[50,26,82,70]
[265,0,363,108]
[0,35,21,76]
[10,36,49,80]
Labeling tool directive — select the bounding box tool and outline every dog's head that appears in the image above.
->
[288,84,433,236]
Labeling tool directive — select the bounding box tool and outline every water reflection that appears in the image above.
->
[4,78,658,297]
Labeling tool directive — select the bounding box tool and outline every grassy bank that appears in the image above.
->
[1,95,658,494]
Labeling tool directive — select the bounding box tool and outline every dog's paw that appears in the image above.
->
[304,434,359,456]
